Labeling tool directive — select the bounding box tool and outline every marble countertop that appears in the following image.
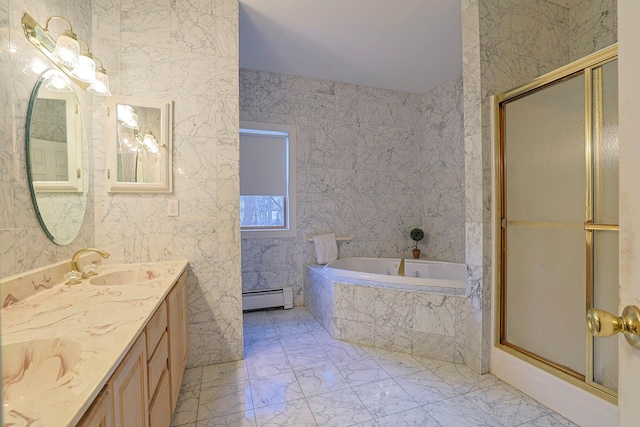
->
[1,259,189,427]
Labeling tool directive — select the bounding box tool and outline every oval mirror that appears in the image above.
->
[26,69,88,245]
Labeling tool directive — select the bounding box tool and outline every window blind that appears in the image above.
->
[240,132,288,196]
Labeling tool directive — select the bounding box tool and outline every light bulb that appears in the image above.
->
[87,67,112,96]
[70,51,96,83]
[51,30,80,68]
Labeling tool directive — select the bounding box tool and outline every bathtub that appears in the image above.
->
[323,257,465,289]
[304,257,467,363]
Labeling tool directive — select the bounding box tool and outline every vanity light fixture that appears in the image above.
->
[21,13,111,96]
[87,56,112,96]
[70,39,96,83]
[45,16,80,68]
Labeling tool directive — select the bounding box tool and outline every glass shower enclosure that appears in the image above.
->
[496,45,619,401]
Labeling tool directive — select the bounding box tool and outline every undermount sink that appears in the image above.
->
[89,269,161,286]
[2,339,82,403]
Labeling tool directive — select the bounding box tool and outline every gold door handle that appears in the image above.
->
[587,305,640,349]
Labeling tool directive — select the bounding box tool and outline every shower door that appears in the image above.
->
[498,46,618,400]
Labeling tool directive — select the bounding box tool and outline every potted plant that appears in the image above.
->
[410,228,424,259]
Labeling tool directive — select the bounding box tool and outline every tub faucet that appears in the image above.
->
[412,271,420,278]
[71,248,110,278]
[398,258,405,277]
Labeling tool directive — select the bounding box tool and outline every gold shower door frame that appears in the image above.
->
[495,45,619,403]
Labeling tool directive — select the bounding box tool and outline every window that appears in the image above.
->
[240,121,296,238]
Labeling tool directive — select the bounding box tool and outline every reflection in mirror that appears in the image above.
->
[26,69,88,245]
[107,96,172,193]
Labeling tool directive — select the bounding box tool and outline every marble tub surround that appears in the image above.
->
[304,265,465,363]
[1,259,188,426]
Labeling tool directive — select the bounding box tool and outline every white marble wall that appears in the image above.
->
[92,0,242,368]
[0,0,95,278]
[305,266,466,363]
[462,0,617,374]
[240,70,465,306]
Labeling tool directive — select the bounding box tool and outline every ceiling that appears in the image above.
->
[238,0,464,94]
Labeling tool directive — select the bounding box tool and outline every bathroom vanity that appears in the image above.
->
[1,258,189,427]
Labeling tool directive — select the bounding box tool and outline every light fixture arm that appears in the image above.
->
[44,15,74,33]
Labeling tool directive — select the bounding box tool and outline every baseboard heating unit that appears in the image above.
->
[242,287,293,311]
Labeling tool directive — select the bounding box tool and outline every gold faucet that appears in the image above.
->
[71,248,110,277]
[398,258,405,277]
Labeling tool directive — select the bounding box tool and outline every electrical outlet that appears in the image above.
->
[168,200,179,217]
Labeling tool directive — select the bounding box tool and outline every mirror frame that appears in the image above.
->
[106,95,173,193]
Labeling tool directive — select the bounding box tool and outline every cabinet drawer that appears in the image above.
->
[146,300,167,356]
[148,331,168,397]
[148,369,171,427]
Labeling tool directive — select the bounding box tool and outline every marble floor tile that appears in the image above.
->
[295,364,350,397]
[244,336,284,357]
[201,359,249,387]
[374,406,441,427]
[465,382,551,427]
[351,378,420,418]
[518,413,580,427]
[244,324,278,341]
[335,357,390,387]
[424,395,503,427]
[322,341,371,364]
[198,382,254,421]
[306,388,374,427]
[310,328,335,344]
[285,346,333,371]
[274,320,311,336]
[370,352,428,377]
[250,371,305,408]
[254,398,317,427]
[395,370,460,405]
[196,409,257,427]
[279,332,320,351]
[246,350,295,379]
[429,361,498,393]
[173,308,577,427]
[170,389,199,427]
[180,367,203,392]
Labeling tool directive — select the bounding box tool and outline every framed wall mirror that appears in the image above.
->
[26,69,88,245]
[106,96,173,193]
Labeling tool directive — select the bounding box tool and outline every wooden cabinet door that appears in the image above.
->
[167,271,188,412]
[111,333,149,427]
[77,385,114,427]
[148,369,172,427]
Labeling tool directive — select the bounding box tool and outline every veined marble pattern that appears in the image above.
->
[1,259,188,426]
[240,68,465,306]
[304,266,465,363]
[91,0,243,368]
[169,307,576,427]
[462,0,618,375]
[1,0,94,278]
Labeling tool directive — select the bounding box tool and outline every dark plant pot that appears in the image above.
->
[412,249,421,259]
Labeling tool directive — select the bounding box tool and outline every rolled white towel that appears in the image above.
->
[312,233,338,265]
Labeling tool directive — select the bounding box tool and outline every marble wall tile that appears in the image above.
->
[569,0,617,62]
[413,331,455,363]
[462,0,616,374]
[2,0,94,277]
[240,68,466,303]
[89,0,242,368]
